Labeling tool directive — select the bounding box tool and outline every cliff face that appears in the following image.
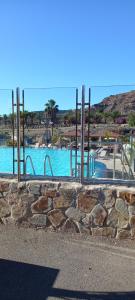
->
[93,90,135,115]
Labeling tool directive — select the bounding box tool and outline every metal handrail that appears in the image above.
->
[24,155,36,175]
[70,144,95,178]
[121,145,134,179]
[44,155,53,176]
[119,156,129,179]
[70,141,135,180]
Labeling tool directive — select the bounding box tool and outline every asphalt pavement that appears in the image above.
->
[0,225,135,300]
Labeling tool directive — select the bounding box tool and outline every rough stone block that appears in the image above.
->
[45,190,57,198]
[29,184,41,195]
[41,182,60,194]
[11,199,30,221]
[29,214,47,227]
[53,194,72,209]
[118,214,129,229]
[20,193,35,204]
[65,207,85,222]
[0,182,9,193]
[48,209,66,227]
[62,219,79,233]
[115,198,129,219]
[129,215,135,228]
[0,198,10,218]
[83,187,100,196]
[128,205,135,216]
[131,228,135,238]
[41,186,57,198]
[77,190,97,213]
[31,196,52,213]
[60,182,81,191]
[90,204,107,226]
[59,187,77,205]
[75,221,91,235]
[18,182,26,190]
[9,182,18,193]
[1,216,14,225]
[91,227,115,237]
[94,227,113,237]
[2,192,9,198]
[82,213,93,227]
[106,208,118,227]
[7,193,19,206]
[119,191,135,205]
[104,189,116,209]
[116,229,131,239]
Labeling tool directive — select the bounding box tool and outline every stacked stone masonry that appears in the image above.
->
[0,179,135,239]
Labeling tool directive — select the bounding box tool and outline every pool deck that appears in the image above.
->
[97,154,134,179]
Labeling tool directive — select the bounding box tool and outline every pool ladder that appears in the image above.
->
[24,155,36,175]
[24,154,53,176]
[44,155,53,176]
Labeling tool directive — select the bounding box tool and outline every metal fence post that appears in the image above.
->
[80,85,85,184]
[75,88,78,177]
[16,87,21,182]
[113,144,116,179]
[12,90,15,174]
[22,90,25,175]
[87,88,91,178]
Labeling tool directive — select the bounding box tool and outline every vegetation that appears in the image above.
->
[85,110,121,124]
[64,110,81,126]
[0,104,130,129]
[51,134,59,145]
[6,140,17,147]
[44,99,59,123]
[104,130,112,140]
[128,113,135,127]
[120,135,130,144]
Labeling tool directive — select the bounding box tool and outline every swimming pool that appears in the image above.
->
[0,147,106,177]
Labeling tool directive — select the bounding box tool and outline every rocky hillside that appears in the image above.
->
[93,90,135,115]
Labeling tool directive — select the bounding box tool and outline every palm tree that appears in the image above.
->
[19,110,30,127]
[3,114,8,126]
[44,99,59,124]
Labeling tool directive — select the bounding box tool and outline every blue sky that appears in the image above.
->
[0,0,135,113]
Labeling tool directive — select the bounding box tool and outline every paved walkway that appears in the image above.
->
[0,226,135,299]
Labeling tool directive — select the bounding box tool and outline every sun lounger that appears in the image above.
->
[98,150,108,159]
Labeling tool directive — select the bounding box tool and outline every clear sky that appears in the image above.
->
[0,0,135,113]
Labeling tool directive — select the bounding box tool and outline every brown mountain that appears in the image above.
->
[93,90,135,115]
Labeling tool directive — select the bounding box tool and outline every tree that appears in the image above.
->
[36,111,43,125]
[94,111,103,123]
[28,112,36,126]
[85,110,97,124]
[102,112,112,123]
[20,110,30,126]
[3,114,8,126]
[128,113,135,127]
[110,111,121,123]
[8,113,16,124]
[44,99,59,124]
[64,110,80,126]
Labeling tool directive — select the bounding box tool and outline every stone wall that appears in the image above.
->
[0,179,135,239]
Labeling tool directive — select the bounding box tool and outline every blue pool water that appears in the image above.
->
[0,147,106,177]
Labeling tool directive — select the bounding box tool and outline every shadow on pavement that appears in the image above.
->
[0,258,134,300]
[0,258,58,300]
[51,288,135,300]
